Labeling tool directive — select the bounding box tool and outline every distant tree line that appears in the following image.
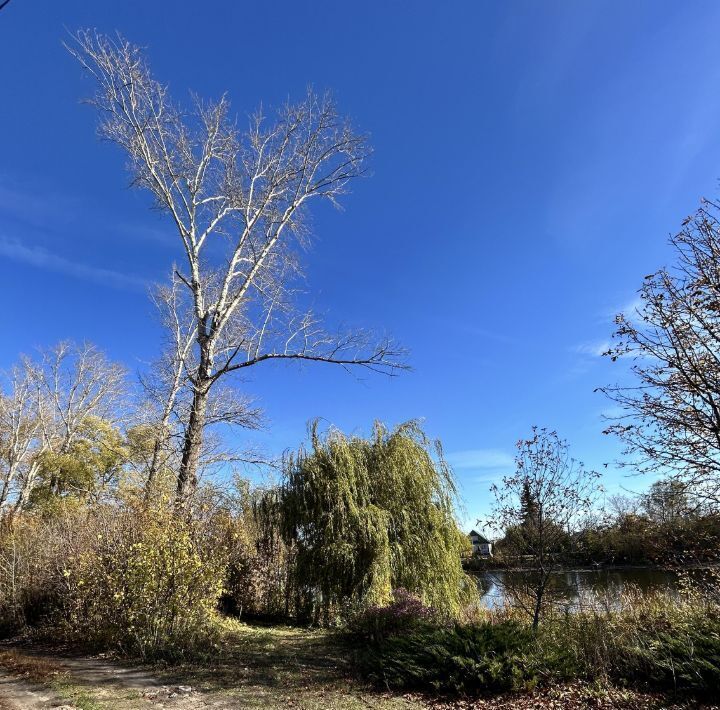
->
[487,476,720,570]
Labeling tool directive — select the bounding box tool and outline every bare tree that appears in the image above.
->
[67,31,407,505]
[139,274,264,496]
[642,478,692,524]
[490,428,602,629]
[599,200,720,507]
[30,342,127,455]
[137,273,197,493]
[1,342,127,514]
[10,342,128,508]
[607,492,640,519]
[0,364,42,511]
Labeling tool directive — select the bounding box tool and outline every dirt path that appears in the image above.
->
[0,642,419,709]
[0,647,206,709]
[0,668,76,709]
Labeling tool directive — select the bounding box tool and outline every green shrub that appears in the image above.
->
[537,590,720,696]
[356,589,720,698]
[626,615,720,692]
[357,620,535,694]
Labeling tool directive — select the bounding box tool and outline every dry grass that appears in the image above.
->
[0,649,65,681]
[150,619,420,708]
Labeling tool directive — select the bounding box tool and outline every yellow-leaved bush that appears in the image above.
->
[61,505,229,658]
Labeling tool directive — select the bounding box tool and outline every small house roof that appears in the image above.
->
[469,530,490,544]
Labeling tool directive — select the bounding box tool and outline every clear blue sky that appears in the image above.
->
[2,1,720,528]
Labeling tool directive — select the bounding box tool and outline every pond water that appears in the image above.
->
[474,567,688,611]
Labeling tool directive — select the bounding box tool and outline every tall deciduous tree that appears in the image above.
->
[32,416,129,505]
[600,201,720,506]
[27,342,127,477]
[68,31,406,505]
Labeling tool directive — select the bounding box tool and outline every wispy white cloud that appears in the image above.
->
[446,449,514,471]
[602,295,642,322]
[573,340,610,358]
[0,182,83,229]
[0,177,176,248]
[599,406,625,420]
[569,297,643,366]
[112,222,175,245]
[0,238,148,292]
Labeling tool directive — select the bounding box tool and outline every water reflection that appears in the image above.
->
[475,568,682,611]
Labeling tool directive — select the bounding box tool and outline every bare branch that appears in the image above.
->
[68,31,405,505]
[600,201,720,506]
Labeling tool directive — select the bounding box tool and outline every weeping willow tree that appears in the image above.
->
[276,420,473,624]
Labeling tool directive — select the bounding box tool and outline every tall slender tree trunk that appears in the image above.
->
[0,458,21,510]
[176,334,214,506]
[532,570,548,631]
[11,460,40,518]
[176,383,209,505]
[145,420,173,500]
[146,339,189,498]
[145,435,165,498]
[0,470,14,511]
